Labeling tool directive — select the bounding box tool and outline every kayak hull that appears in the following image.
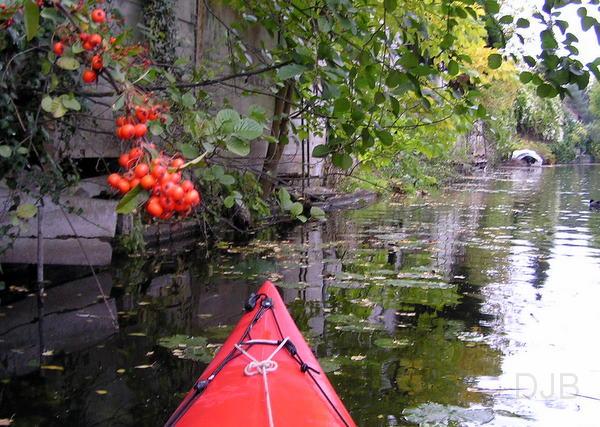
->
[166,281,355,427]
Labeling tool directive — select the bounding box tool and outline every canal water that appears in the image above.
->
[2,165,600,426]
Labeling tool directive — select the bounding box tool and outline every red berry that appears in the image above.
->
[129,147,142,161]
[181,180,194,192]
[120,124,135,140]
[160,196,176,211]
[118,153,130,169]
[115,116,126,127]
[91,54,103,71]
[107,173,121,188]
[170,158,185,169]
[91,8,106,23]
[79,32,90,42]
[129,178,140,189]
[89,34,102,47]
[169,185,185,201]
[146,201,163,217]
[151,165,167,179]
[140,174,156,190]
[134,163,149,178]
[82,69,97,83]
[135,107,149,123]
[186,189,201,206]
[53,42,64,56]
[134,123,147,138]
[117,179,130,194]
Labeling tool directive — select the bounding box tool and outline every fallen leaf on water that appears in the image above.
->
[40,365,64,371]
[350,355,366,361]
[128,332,146,337]
[95,390,108,395]
[134,364,153,369]
[42,350,54,356]
[116,369,126,374]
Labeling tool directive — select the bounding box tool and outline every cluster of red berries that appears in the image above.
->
[113,104,166,140]
[107,153,201,219]
[52,7,111,84]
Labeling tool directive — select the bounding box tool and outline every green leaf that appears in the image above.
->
[536,83,558,98]
[178,143,200,159]
[218,174,235,186]
[16,203,37,219]
[24,0,40,41]
[484,0,500,14]
[519,71,533,83]
[51,100,67,118]
[116,186,148,214]
[523,56,536,67]
[312,145,330,158]
[487,54,502,69]
[276,64,308,80]
[61,96,81,111]
[149,123,164,136]
[41,96,54,112]
[40,7,60,23]
[374,129,394,146]
[226,137,250,156]
[216,109,241,132]
[541,29,558,49]
[332,153,353,170]
[499,15,513,25]
[290,202,304,217]
[223,196,235,208]
[233,118,263,140]
[333,98,351,114]
[181,92,196,108]
[384,0,397,12]
[112,95,125,111]
[516,18,530,28]
[447,60,459,76]
[310,206,326,219]
[0,145,12,158]
[56,56,80,71]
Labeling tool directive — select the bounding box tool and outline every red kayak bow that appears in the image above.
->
[165,281,356,427]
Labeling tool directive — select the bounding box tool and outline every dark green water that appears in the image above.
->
[2,165,600,426]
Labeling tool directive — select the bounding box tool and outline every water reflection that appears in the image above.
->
[2,165,600,426]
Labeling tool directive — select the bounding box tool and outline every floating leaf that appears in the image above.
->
[116,368,126,374]
[134,364,153,369]
[373,338,410,349]
[318,357,341,373]
[40,365,64,371]
[95,390,108,395]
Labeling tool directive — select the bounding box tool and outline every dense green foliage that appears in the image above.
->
[1,0,600,240]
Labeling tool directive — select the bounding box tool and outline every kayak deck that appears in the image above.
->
[166,281,355,427]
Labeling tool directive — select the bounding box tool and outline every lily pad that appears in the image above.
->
[373,338,411,349]
[403,403,495,426]
[318,357,342,373]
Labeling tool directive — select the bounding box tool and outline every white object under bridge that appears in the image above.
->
[511,149,543,165]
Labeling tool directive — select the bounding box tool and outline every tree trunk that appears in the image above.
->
[260,81,295,195]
